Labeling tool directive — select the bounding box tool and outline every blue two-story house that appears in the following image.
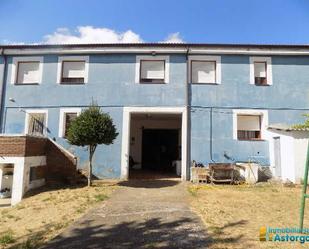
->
[0,43,309,185]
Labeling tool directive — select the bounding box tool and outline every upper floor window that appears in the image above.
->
[61,61,86,84]
[57,56,89,84]
[191,61,216,84]
[25,110,48,136]
[254,62,267,85]
[135,55,169,84]
[16,61,40,84]
[250,57,272,86]
[58,108,81,138]
[11,57,43,85]
[140,60,165,83]
[189,56,221,84]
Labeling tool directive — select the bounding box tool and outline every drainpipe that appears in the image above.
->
[185,47,191,179]
[0,48,7,133]
[209,107,215,163]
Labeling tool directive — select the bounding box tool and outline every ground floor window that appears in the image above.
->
[59,108,81,138]
[25,111,47,136]
[64,113,78,137]
[237,115,261,140]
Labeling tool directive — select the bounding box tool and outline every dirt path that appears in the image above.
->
[41,179,208,249]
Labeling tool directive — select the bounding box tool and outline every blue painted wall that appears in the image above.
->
[190,55,309,165]
[1,53,309,177]
[2,54,186,178]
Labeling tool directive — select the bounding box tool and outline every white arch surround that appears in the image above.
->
[121,107,188,180]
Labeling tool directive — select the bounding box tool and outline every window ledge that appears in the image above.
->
[191,82,220,85]
[14,83,40,86]
[254,84,271,87]
[237,139,265,142]
[139,81,167,85]
[59,82,85,85]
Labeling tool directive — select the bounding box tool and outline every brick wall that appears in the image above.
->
[25,136,47,156]
[0,136,27,156]
[0,135,77,183]
[0,136,48,157]
[45,141,77,183]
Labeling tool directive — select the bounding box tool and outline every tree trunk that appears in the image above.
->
[88,145,96,187]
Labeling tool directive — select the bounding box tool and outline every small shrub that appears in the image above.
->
[0,231,15,245]
[94,194,108,202]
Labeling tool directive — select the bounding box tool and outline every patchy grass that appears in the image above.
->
[0,182,116,249]
[189,183,309,249]
[0,231,15,246]
[94,193,108,202]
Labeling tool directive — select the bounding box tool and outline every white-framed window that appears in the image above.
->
[233,110,268,140]
[189,56,221,84]
[237,115,261,140]
[58,108,81,138]
[57,56,89,84]
[11,56,43,84]
[135,55,169,83]
[24,110,48,136]
[250,57,272,85]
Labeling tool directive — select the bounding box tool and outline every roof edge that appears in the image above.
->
[2,43,309,49]
[3,43,309,56]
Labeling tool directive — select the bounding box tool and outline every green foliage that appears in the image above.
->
[66,102,118,186]
[0,231,15,245]
[67,103,118,147]
[292,114,309,129]
[94,193,108,202]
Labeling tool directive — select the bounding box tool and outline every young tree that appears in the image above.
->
[67,104,118,186]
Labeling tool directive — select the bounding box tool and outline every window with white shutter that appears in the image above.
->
[191,61,216,83]
[254,62,267,85]
[140,60,165,83]
[237,115,261,140]
[61,61,85,84]
[250,57,272,85]
[16,61,40,84]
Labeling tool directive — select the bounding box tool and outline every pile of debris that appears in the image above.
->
[191,161,263,184]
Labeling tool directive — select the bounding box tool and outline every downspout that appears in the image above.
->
[0,48,7,133]
[209,107,215,162]
[185,47,191,179]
